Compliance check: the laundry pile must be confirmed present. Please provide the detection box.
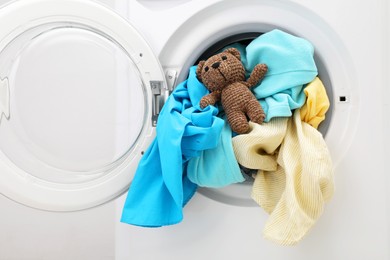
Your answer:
[121,29,334,246]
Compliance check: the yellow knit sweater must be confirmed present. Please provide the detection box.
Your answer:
[232,78,333,245]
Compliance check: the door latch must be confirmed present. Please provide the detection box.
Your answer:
[150,70,177,126]
[0,77,10,124]
[150,80,168,126]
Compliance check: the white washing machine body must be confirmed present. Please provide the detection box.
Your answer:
[0,0,389,259]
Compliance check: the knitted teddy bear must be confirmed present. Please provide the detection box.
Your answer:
[196,48,268,134]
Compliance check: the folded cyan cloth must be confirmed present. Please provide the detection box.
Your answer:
[300,77,330,129]
[233,110,333,245]
[245,29,318,122]
[121,66,224,227]
[187,119,245,188]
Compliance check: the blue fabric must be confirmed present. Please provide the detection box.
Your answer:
[244,29,318,122]
[121,66,224,227]
[187,119,245,188]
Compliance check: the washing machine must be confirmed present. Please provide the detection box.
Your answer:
[0,0,388,259]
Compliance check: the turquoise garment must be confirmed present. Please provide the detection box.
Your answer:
[245,29,318,122]
[187,119,244,188]
[121,66,224,227]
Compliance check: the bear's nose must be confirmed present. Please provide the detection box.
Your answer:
[211,62,220,69]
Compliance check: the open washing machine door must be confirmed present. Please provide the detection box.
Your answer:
[0,0,167,211]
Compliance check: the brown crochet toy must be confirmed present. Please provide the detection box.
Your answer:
[196,48,268,134]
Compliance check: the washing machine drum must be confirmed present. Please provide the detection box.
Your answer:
[0,0,165,211]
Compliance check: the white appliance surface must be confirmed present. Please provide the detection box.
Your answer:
[0,0,389,260]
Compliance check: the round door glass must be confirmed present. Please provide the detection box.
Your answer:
[0,23,147,184]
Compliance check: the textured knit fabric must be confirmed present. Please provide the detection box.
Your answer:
[222,43,248,70]
[232,119,288,172]
[232,110,334,245]
[245,29,318,122]
[300,77,330,129]
[187,119,244,187]
[121,66,224,227]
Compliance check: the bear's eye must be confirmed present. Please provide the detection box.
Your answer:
[204,66,209,72]
[222,56,227,60]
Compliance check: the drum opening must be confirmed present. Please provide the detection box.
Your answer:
[186,31,334,206]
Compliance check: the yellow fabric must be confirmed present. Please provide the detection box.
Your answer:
[232,110,334,246]
[300,77,330,129]
[232,118,288,172]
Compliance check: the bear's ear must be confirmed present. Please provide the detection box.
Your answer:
[196,60,205,82]
[225,48,241,61]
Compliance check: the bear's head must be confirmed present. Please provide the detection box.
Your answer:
[196,48,245,92]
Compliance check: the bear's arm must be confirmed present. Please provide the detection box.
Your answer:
[244,64,268,88]
[199,91,221,109]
